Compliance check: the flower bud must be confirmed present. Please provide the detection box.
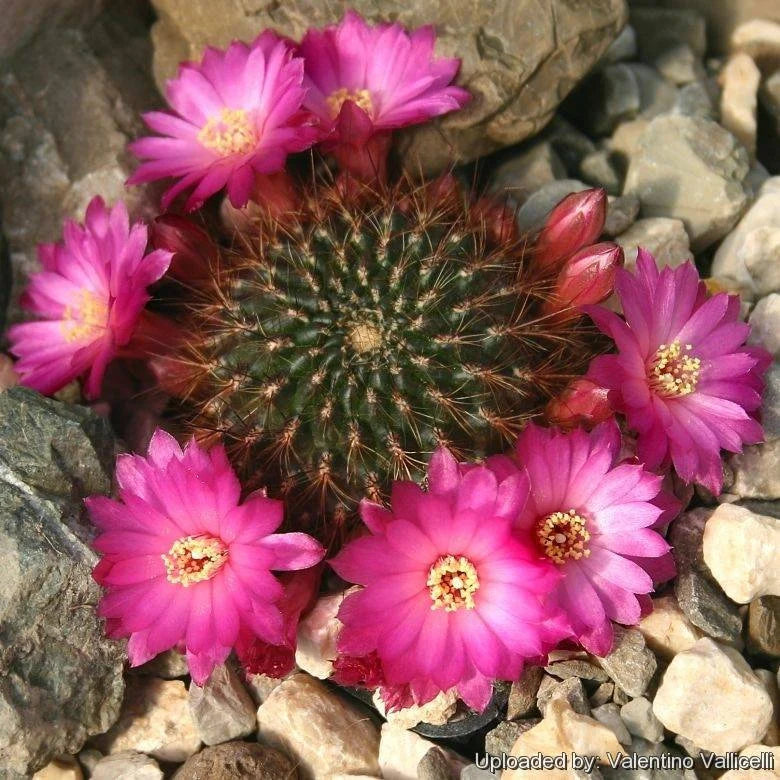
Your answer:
[150,215,216,285]
[544,242,623,319]
[545,378,614,430]
[472,195,520,244]
[535,188,607,269]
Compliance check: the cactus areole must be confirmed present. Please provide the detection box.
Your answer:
[166,180,607,531]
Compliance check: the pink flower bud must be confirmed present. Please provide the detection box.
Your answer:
[535,188,607,269]
[545,378,614,430]
[544,242,623,319]
[150,215,216,285]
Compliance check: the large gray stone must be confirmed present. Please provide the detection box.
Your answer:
[624,115,750,251]
[593,627,656,698]
[0,5,161,327]
[149,0,628,173]
[173,742,299,780]
[0,388,124,778]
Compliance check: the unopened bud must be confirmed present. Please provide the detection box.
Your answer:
[544,242,623,319]
[545,378,613,430]
[535,188,607,269]
[150,215,215,285]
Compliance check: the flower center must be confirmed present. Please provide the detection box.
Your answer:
[536,509,591,565]
[60,289,109,343]
[649,340,701,397]
[162,535,228,587]
[326,87,374,118]
[427,554,480,611]
[198,108,258,157]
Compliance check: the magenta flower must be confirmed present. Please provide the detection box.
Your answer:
[129,32,317,211]
[8,197,171,399]
[330,448,564,712]
[87,429,325,684]
[586,250,771,493]
[514,421,675,656]
[300,11,470,178]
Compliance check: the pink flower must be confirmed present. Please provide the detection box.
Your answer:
[545,378,614,431]
[514,421,676,656]
[8,197,172,399]
[300,11,469,179]
[330,448,564,712]
[129,32,317,211]
[586,250,771,493]
[87,429,325,684]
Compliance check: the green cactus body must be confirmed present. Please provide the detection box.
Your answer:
[175,183,605,533]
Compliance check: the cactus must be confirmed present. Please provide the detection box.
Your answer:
[164,179,609,535]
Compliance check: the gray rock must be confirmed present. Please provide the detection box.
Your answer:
[489,141,567,202]
[172,742,299,780]
[461,766,499,780]
[188,664,257,746]
[591,703,632,746]
[417,747,452,780]
[506,665,544,720]
[620,697,664,743]
[729,439,780,500]
[747,596,780,657]
[589,682,615,707]
[133,650,190,680]
[485,719,539,756]
[748,294,780,358]
[0,6,161,326]
[0,388,123,778]
[670,508,744,644]
[624,115,750,251]
[758,362,780,441]
[674,79,718,119]
[514,179,589,233]
[580,149,622,194]
[604,193,640,237]
[537,675,590,717]
[612,686,631,706]
[149,0,628,174]
[615,217,692,270]
[601,24,637,65]
[0,0,102,60]
[542,116,598,173]
[630,7,706,65]
[712,176,780,294]
[594,627,656,698]
[91,751,164,780]
[740,226,780,296]
[545,660,610,683]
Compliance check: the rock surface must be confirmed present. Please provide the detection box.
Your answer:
[503,698,623,780]
[188,664,257,746]
[0,388,124,778]
[97,677,201,763]
[149,0,628,173]
[256,673,380,780]
[91,751,164,780]
[507,666,545,720]
[702,503,780,602]
[638,595,703,659]
[652,638,774,753]
[748,597,780,657]
[749,295,780,358]
[172,742,298,780]
[624,114,750,250]
[615,217,692,270]
[594,627,656,697]
[719,53,761,158]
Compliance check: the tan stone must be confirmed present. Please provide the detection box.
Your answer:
[502,699,623,780]
[755,669,780,747]
[188,664,256,746]
[719,744,780,779]
[379,722,437,780]
[96,678,201,763]
[719,53,761,159]
[638,595,703,659]
[653,638,774,753]
[256,673,380,780]
[731,19,780,70]
[373,687,458,729]
[32,758,83,780]
[702,504,780,603]
[295,590,352,679]
[149,0,627,173]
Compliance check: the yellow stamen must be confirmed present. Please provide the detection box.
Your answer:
[427,554,479,611]
[198,108,257,157]
[536,509,591,565]
[60,289,108,343]
[162,535,228,587]
[649,340,701,397]
[326,87,374,118]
